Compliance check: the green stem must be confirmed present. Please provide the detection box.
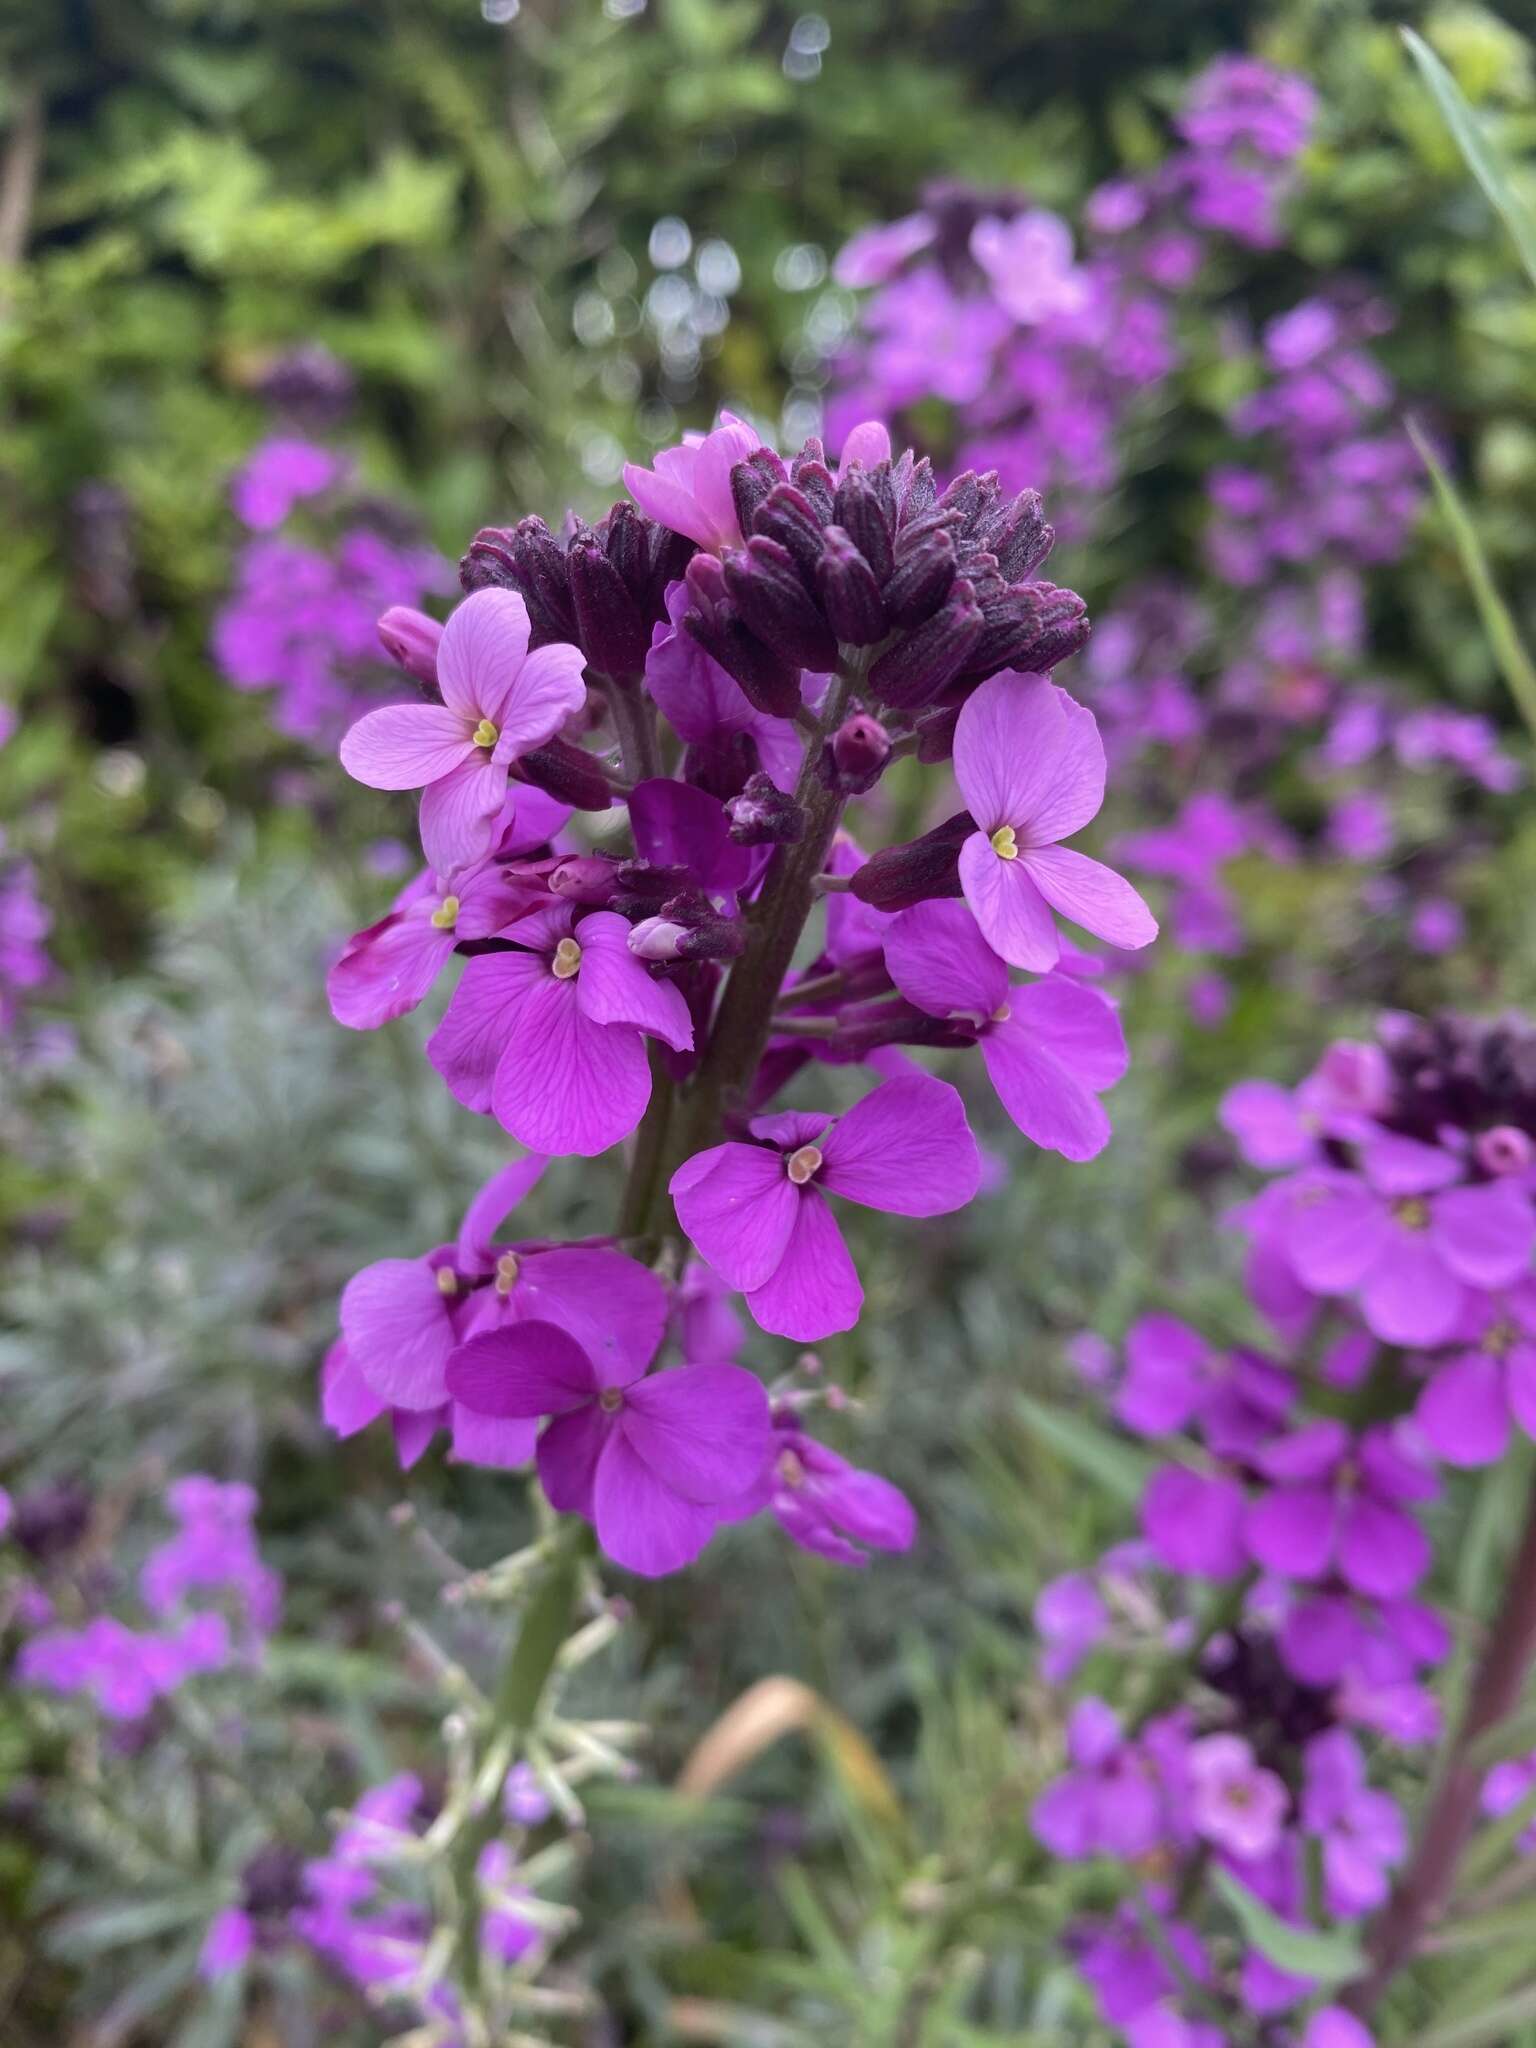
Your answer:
[603,670,661,784]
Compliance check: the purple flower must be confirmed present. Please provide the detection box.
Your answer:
[1415,1280,1536,1467]
[1187,1733,1289,1860]
[670,1073,980,1341]
[230,436,344,530]
[622,411,763,554]
[198,1906,255,1980]
[952,674,1157,972]
[833,211,937,287]
[1481,1752,1536,1852]
[444,1320,771,1576]
[1245,1421,1435,1598]
[1301,1728,1407,1916]
[750,1410,917,1567]
[1142,1465,1248,1580]
[969,210,1088,325]
[340,589,586,874]
[1032,1700,1189,1860]
[883,899,1128,1160]
[427,903,693,1155]
[1035,1570,1110,1681]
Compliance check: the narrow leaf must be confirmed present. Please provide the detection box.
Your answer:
[1211,1867,1366,1985]
[1016,1395,1158,1507]
[1420,1981,1536,2048]
[1401,27,1536,288]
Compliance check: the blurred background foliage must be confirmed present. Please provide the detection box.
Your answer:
[6,1,1536,2042]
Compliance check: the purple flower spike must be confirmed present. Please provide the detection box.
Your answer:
[445,1321,771,1576]
[884,898,1127,1160]
[340,589,586,874]
[669,1073,981,1341]
[428,904,693,1156]
[1245,1421,1435,1598]
[952,673,1157,971]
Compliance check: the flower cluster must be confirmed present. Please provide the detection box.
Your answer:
[1031,1011,1536,2043]
[328,410,1155,1575]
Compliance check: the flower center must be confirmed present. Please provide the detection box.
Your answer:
[435,1267,459,1297]
[471,718,499,750]
[598,1388,624,1415]
[551,937,583,980]
[430,894,460,931]
[494,1252,520,1296]
[1395,1197,1430,1230]
[786,1144,824,1185]
[989,824,1019,860]
[1486,1317,1517,1359]
[990,1001,1012,1024]
[776,1449,806,1489]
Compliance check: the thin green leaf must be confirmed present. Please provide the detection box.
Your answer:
[1408,417,1536,745]
[1015,1395,1157,1508]
[1401,27,1536,288]
[1210,1867,1366,1986]
[1458,1778,1536,1892]
[1420,1982,1536,2048]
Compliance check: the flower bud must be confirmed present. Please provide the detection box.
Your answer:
[848,810,972,910]
[458,525,518,595]
[866,579,984,710]
[548,854,621,904]
[832,466,895,584]
[981,486,1054,580]
[825,712,892,794]
[568,529,648,675]
[683,557,805,720]
[627,916,692,961]
[515,737,612,811]
[630,894,746,962]
[893,450,937,525]
[789,446,836,524]
[508,516,580,645]
[723,537,839,673]
[730,448,789,540]
[914,700,963,763]
[882,524,958,627]
[750,483,827,580]
[815,528,887,645]
[376,606,443,686]
[725,771,806,845]
[1476,1125,1533,1176]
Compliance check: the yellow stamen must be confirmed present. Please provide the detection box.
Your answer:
[494,1251,520,1296]
[990,824,1019,860]
[471,718,499,749]
[777,1448,806,1489]
[551,937,583,980]
[435,1267,459,1297]
[991,1002,1012,1024]
[786,1143,823,1185]
[1396,1197,1430,1230]
[430,894,460,931]
[599,1387,624,1414]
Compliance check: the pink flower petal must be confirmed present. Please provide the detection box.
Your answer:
[321,1341,386,1437]
[455,1156,549,1270]
[419,755,509,877]
[980,1015,1113,1161]
[1432,1181,1535,1289]
[1338,1495,1430,1598]
[1359,1237,1464,1348]
[1245,1484,1337,1581]
[1018,844,1158,952]
[340,1258,457,1411]
[427,951,546,1113]
[592,1430,719,1575]
[445,1320,597,1417]
[670,1141,802,1292]
[619,1364,771,1502]
[436,587,532,721]
[818,1073,980,1215]
[1285,1181,1394,1293]
[952,674,1105,841]
[1416,1353,1510,1467]
[1009,975,1128,1091]
[450,1406,538,1469]
[622,464,722,551]
[573,911,694,1051]
[493,641,588,759]
[884,899,1009,1020]
[327,910,457,1031]
[537,1407,607,1516]
[513,1247,667,1382]
[839,419,893,469]
[339,704,468,790]
[745,1188,863,1341]
[1143,1466,1248,1578]
[491,978,651,1156]
[958,830,1062,971]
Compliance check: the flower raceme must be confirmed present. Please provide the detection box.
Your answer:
[328,414,1152,1576]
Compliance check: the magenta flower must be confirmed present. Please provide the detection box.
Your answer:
[445,1319,771,1576]
[1141,1464,1248,1579]
[969,210,1088,325]
[952,674,1157,972]
[1301,1728,1407,1917]
[1279,1134,1534,1347]
[1032,1699,1188,1860]
[199,1907,255,1981]
[1186,1733,1289,1861]
[669,1073,980,1341]
[1417,1281,1536,1467]
[883,899,1128,1161]
[339,589,586,875]
[1245,1420,1435,1598]
[428,904,693,1156]
[746,1411,917,1567]
[622,410,764,554]
[327,790,569,1030]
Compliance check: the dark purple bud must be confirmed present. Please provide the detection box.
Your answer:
[730,448,789,540]
[815,528,887,645]
[611,860,694,915]
[826,712,891,794]
[882,526,957,628]
[376,606,442,686]
[866,578,984,710]
[682,554,803,719]
[240,1843,308,1919]
[937,468,990,528]
[725,771,806,845]
[848,810,973,911]
[1021,584,1092,671]
[643,523,697,624]
[722,538,839,673]
[568,531,648,675]
[751,483,827,580]
[459,524,518,595]
[981,487,1054,580]
[894,452,937,526]
[12,1480,92,1562]
[509,516,580,645]
[515,737,612,811]
[832,467,895,584]
[789,447,836,524]
[832,999,977,1059]
[682,730,762,802]
[548,853,621,904]
[914,700,963,763]
[630,891,746,962]
[601,501,652,605]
